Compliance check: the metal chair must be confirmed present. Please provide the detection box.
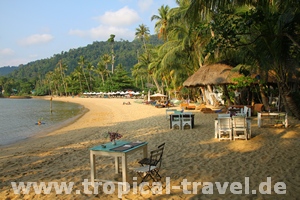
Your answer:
[218,117,232,141]
[138,143,165,166]
[133,147,164,183]
[232,116,248,140]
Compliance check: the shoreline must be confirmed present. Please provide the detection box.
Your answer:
[0,97,299,199]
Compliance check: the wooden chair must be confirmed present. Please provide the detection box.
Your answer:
[181,112,193,129]
[218,117,232,141]
[171,111,182,129]
[232,116,248,140]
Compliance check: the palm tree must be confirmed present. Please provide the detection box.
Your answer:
[151,5,170,41]
[94,61,106,86]
[107,34,115,73]
[56,60,68,96]
[101,54,111,70]
[135,24,150,53]
[73,67,83,93]
[78,56,90,92]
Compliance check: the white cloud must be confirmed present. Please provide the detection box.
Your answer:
[0,48,15,56]
[69,6,140,41]
[19,34,54,46]
[97,6,141,26]
[69,25,135,41]
[138,0,153,12]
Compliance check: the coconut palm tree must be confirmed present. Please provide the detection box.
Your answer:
[78,56,90,92]
[151,5,170,41]
[101,54,111,70]
[107,34,115,73]
[56,60,68,96]
[135,24,150,53]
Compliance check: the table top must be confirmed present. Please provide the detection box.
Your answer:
[90,140,147,152]
[170,113,195,116]
[258,112,286,116]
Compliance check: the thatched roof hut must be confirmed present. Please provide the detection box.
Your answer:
[183,63,242,87]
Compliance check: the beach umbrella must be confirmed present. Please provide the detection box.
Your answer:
[150,93,167,97]
[150,93,167,100]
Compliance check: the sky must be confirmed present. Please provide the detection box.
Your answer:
[0,0,177,67]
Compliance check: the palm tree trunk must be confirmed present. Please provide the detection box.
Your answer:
[279,84,300,119]
[258,83,269,111]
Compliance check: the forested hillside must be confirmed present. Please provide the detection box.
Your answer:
[7,35,163,79]
[0,66,18,76]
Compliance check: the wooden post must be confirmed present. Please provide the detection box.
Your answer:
[50,97,53,113]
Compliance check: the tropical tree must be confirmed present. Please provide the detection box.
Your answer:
[56,60,68,95]
[135,24,150,53]
[101,53,111,70]
[78,56,90,92]
[107,34,115,73]
[151,5,170,41]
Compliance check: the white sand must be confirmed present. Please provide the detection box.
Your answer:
[0,96,299,199]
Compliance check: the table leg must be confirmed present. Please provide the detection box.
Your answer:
[143,144,148,158]
[258,113,261,127]
[115,156,120,174]
[121,154,128,191]
[214,119,218,138]
[90,151,96,187]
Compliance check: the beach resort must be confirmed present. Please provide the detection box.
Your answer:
[0,96,299,199]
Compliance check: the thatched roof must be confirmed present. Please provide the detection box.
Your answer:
[183,64,242,87]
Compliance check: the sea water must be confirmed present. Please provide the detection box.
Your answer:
[0,98,84,146]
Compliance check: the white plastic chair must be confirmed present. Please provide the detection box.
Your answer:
[218,114,230,118]
[171,111,182,129]
[232,116,248,140]
[218,117,232,141]
[181,112,192,129]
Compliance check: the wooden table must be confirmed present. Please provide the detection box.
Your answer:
[90,140,148,190]
[257,112,288,128]
[169,113,195,129]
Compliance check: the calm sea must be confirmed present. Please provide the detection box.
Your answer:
[0,98,85,146]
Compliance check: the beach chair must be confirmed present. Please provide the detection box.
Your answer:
[181,112,192,129]
[133,147,164,183]
[232,116,248,140]
[138,143,165,166]
[218,117,232,141]
[171,111,182,129]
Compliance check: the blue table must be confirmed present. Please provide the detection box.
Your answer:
[90,140,148,190]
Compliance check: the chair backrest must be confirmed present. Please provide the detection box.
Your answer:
[148,147,164,170]
[157,142,165,149]
[218,114,230,118]
[218,117,232,129]
[243,106,249,116]
[174,111,182,114]
[232,116,246,128]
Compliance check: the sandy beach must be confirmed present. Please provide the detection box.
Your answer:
[0,96,299,199]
